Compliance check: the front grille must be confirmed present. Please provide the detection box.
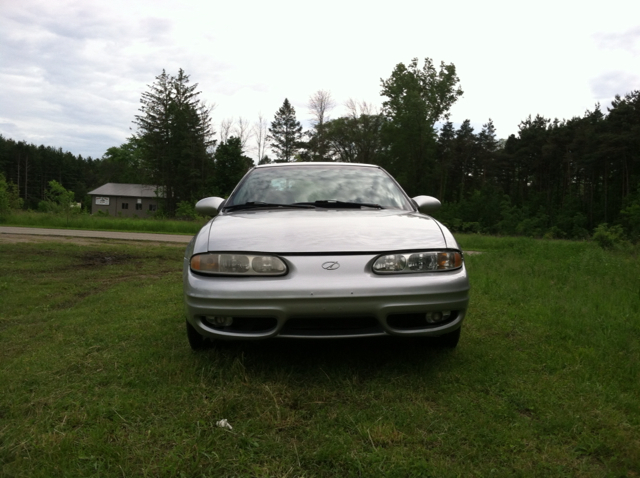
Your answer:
[201,316,277,333]
[280,316,382,335]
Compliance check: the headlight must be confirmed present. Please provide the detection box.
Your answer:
[373,251,462,274]
[191,253,287,276]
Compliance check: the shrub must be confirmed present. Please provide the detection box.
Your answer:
[543,226,566,240]
[619,202,640,242]
[175,200,199,220]
[592,223,629,249]
[0,173,23,219]
[38,180,79,215]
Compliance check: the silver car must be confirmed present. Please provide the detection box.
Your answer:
[183,162,470,349]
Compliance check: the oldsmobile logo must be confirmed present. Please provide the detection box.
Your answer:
[322,261,340,270]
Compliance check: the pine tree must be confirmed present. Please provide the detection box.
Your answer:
[268,99,303,162]
[214,137,253,196]
[134,69,216,215]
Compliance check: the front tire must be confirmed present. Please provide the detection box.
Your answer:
[186,320,207,350]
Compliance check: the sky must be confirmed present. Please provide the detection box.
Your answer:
[1,0,639,162]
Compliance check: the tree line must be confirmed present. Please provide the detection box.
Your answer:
[1,60,639,241]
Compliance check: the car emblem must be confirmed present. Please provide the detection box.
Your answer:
[322,261,340,270]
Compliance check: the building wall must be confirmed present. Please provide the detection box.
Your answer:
[91,195,159,218]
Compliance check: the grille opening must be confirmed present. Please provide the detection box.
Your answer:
[281,316,381,333]
[387,311,459,330]
[201,316,277,333]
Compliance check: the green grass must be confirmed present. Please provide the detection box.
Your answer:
[1,236,639,477]
[0,211,206,235]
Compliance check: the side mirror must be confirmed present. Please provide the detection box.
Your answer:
[412,195,441,215]
[195,197,225,217]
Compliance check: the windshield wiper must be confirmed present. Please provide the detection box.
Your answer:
[224,201,315,212]
[294,200,384,209]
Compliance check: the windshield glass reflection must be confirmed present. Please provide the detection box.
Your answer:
[226,165,412,210]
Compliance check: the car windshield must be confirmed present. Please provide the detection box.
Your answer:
[225,165,413,210]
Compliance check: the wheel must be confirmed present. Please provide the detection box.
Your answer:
[186,320,207,350]
[436,327,461,348]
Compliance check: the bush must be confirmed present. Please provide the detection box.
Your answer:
[543,226,566,240]
[494,197,523,235]
[592,223,629,249]
[175,200,199,220]
[38,180,79,215]
[0,173,23,219]
[619,202,640,242]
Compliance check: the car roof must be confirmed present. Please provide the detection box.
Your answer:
[254,162,380,169]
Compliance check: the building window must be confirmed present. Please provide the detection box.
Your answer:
[136,203,143,210]
[122,203,129,210]
[149,204,157,212]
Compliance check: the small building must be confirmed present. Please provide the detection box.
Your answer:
[88,183,163,217]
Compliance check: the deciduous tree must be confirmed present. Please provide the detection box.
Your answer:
[252,114,269,164]
[306,90,335,161]
[380,58,463,196]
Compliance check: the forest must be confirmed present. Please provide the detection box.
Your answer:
[0,61,639,242]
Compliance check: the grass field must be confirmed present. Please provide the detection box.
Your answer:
[1,211,205,235]
[0,234,639,477]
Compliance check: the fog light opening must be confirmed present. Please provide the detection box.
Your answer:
[425,311,453,324]
[205,316,234,327]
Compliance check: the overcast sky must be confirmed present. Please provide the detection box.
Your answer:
[1,0,639,161]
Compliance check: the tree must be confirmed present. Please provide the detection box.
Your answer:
[452,120,477,201]
[306,90,335,161]
[258,154,272,165]
[322,111,386,164]
[476,119,498,187]
[40,179,75,210]
[268,99,303,162]
[214,137,253,196]
[380,57,463,196]
[99,137,147,184]
[0,173,22,218]
[252,113,269,164]
[133,69,216,215]
[38,180,79,227]
[220,117,234,143]
[436,122,456,201]
[234,117,252,150]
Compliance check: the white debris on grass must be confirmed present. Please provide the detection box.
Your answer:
[216,419,233,430]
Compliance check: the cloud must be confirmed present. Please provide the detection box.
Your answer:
[2,0,640,160]
[594,26,640,55]
[0,1,223,158]
[590,71,640,101]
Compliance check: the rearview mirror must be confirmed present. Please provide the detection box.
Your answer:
[195,197,225,217]
[412,195,441,215]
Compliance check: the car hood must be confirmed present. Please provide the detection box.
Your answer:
[201,209,450,254]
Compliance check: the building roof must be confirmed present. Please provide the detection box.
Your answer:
[88,183,164,198]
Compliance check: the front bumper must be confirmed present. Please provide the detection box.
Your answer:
[183,254,470,340]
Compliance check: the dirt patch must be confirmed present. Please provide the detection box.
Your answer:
[78,251,136,266]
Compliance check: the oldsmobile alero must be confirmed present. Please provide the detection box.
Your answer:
[183,162,470,349]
